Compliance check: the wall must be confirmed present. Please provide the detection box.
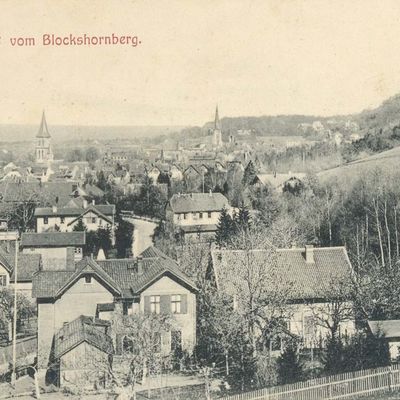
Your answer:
[140,276,196,354]
[288,302,356,347]
[173,210,221,227]
[23,247,68,270]
[60,342,110,389]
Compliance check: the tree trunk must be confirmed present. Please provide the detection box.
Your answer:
[373,198,385,267]
[384,200,392,266]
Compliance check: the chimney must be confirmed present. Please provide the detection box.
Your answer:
[52,205,57,214]
[92,199,95,205]
[136,255,143,275]
[83,199,88,209]
[305,245,314,263]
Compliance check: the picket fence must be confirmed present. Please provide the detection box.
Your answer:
[222,364,400,400]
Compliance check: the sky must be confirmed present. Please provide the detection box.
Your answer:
[1,0,400,127]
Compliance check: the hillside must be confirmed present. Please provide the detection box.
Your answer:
[317,145,400,185]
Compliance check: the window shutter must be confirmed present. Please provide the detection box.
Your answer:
[181,294,188,314]
[160,295,171,314]
[144,296,151,313]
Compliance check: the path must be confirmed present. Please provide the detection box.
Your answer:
[125,217,158,257]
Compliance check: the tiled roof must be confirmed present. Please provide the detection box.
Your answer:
[169,193,230,213]
[34,204,115,218]
[211,246,353,301]
[21,232,86,247]
[10,254,42,282]
[98,246,197,296]
[54,315,113,359]
[32,246,197,299]
[32,257,122,298]
[368,320,400,338]
[0,250,42,282]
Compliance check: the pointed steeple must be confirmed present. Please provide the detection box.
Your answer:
[214,105,221,130]
[36,110,51,138]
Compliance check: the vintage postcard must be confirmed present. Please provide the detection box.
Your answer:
[0,1,399,399]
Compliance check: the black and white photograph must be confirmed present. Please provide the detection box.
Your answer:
[1,1,400,399]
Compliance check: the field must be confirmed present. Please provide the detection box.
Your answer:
[317,145,400,184]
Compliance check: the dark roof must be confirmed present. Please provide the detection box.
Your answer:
[34,204,115,218]
[54,315,113,359]
[0,251,42,282]
[180,224,218,233]
[36,111,51,139]
[211,246,353,301]
[98,246,197,296]
[32,246,197,299]
[0,181,103,207]
[21,232,86,247]
[169,193,230,213]
[32,257,121,298]
[368,320,400,338]
[96,303,115,313]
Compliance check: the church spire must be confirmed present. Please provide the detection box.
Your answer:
[36,110,51,138]
[214,105,221,131]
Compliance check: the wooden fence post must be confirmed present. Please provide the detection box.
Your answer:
[389,366,393,392]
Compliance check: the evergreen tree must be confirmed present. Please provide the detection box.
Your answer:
[215,208,234,248]
[276,340,304,384]
[115,219,134,258]
[234,204,251,232]
[323,336,345,374]
[242,160,257,187]
[73,218,87,232]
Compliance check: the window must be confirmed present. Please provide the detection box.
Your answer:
[74,247,82,255]
[60,217,65,224]
[92,217,97,224]
[150,295,160,314]
[208,212,212,218]
[199,212,203,219]
[0,275,6,286]
[171,295,181,314]
[183,213,187,220]
[84,275,92,284]
[44,217,48,225]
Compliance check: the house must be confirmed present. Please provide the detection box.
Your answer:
[32,246,197,378]
[252,172,307,192]
[21,232,85,270]
[211,245,355,350]
[166,192,231,240]
[0,248,42,299]
[368,320,400,361]
[54,315,113,388]
[34,202,115,237]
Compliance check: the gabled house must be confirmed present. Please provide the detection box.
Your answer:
[211,245,355,350]
[34,203,115,237]
[32,246,197,376]
[166,192,231,241]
